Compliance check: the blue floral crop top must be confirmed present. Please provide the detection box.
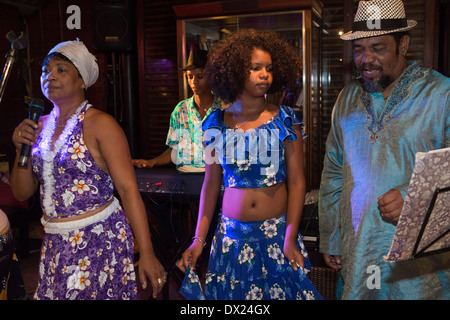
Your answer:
[202,105,306,188]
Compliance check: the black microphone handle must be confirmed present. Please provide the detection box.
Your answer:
[17,100,45,168]
[29,111,41,124]
[17,144,31,167]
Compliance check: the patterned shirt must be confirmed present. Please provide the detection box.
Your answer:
[166,95,222,170]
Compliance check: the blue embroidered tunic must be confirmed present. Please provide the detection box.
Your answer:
[318,61,450,299]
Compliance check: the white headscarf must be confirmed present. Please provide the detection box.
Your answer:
[47,39,99,88]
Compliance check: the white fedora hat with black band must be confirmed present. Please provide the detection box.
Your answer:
[341,0,417,41]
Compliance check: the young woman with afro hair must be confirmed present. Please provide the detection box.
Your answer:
[178,29,322,300]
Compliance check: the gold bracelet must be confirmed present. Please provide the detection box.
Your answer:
[192,236,206,247]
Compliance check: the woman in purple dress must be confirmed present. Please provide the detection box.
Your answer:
[10,40,165,300]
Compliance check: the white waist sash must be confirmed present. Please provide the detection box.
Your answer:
[41,197,120,235]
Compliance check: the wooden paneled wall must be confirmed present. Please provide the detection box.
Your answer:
[0,0,107,167]
[137,0,225,160]
[138,0,445,176]
[0,0,446,180]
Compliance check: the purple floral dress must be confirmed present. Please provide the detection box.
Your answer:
[30,101,137,300]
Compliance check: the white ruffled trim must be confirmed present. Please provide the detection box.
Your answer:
[41,197,119,235]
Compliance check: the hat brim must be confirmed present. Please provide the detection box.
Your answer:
[340,20,417,41]
[183,65,198,71]
[183,65,202,71]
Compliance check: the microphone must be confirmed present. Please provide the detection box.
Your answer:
[17,98,45,167]
[0,31,27,104]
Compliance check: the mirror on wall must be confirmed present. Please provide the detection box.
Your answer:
[179,11,305,120]
[175,2,323,187]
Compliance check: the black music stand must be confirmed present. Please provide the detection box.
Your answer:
[410,186,450,259]
[385,147,450,262]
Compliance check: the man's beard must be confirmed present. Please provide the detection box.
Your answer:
[357,63,394,93]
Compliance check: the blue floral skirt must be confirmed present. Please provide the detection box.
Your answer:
[180,214,322,300]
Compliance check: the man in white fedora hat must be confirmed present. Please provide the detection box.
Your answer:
[319,0,450,299]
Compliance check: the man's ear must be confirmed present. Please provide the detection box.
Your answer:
[398,34,410,56]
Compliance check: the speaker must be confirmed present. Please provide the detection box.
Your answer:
[93,0,135,52]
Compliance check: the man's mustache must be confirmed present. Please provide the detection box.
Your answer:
[359,63,382,72]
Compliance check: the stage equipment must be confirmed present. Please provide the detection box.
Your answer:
[385,147,450,262]
[135,167,210,298]
[93,0,135,52]
[136,167,205,198]
[0,31,27,104]
[94,1,139,156]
